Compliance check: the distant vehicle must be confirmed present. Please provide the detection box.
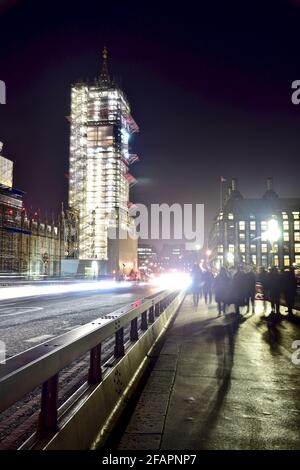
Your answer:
[123,270,140,282]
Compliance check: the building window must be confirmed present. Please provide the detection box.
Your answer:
[272,243,278,253]
[261,255,268,267]
[239,221,245,231]
[239,233,245,240]
[250,221,256,231]
[217,244,223,253]
[295,243,300,253]
[294,221,300,231]
[228,244,234,253]
[240,255,245,263]
[274,255,279,267]
[282,212,288,220]
[239,244,245,253]
[250,244,256,253]
[284,256,290,267]
[284,232,289,242]
[295,255,300,266]
[218,212,223,220]
[217,255,224,265]
[261,243,268,253]
[283,221,289,231]
[251,254,257,265]
[292,211,299,219]
[228,213,234,220]
[294,232,300,242]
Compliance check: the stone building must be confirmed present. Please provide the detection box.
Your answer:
[210,178,300,270]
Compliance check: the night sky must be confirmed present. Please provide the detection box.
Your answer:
[1,0,300,237]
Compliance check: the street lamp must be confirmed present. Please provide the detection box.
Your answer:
[263,219,281,267]
[265,219,281,243]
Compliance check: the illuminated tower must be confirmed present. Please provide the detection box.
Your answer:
[68,48,138,274]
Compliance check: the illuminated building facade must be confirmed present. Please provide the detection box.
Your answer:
[138,244,158,271]
[210,178,300,270]
[0,143,63,276]
[68,48,138,274]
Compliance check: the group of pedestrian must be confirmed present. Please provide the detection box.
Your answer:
[214,266,256,316]
[259,266,298,318]
[190,263,214,307]
[191,263,298,318]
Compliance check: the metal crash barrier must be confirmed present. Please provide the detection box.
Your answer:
[0,289,184,450]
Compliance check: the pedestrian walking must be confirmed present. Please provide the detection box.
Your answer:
[191,263,202,307]
[283,267,297,318]
[214,267,231,316]
[269,267,281,316]
[258,267,269,312]
[245,268,256,314]
[232,267,247,315]
[203,269,214,304]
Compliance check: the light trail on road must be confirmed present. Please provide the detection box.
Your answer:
[0,280,137,301]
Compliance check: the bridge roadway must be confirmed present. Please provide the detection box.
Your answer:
[115,296,300,450]
[0,284,158,357]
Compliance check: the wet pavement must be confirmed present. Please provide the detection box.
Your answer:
[118,296,300,450]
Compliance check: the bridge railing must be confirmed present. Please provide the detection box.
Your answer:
[0,288,182,449]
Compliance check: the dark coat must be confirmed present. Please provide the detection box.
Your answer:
[191,266,202,290]
[269,271,281,301]
[245,271,256,297]
[214,271,231,303]
[283,271,297,301]
[203,271,214,290]
[232,270,247,306]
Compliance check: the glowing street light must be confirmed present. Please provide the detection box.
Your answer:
[262,218,281,267]
[206,249,212,257]
[264,219,281,243]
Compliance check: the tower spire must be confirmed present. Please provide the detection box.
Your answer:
[99,46,111,88]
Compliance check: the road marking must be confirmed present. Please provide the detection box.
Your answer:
[0,300,37,307]
[25,334,54,343]
[0,307,43,317]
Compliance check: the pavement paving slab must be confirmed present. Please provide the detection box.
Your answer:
[118,296,300,450]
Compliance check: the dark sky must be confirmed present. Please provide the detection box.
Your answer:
[1,0,300,234]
